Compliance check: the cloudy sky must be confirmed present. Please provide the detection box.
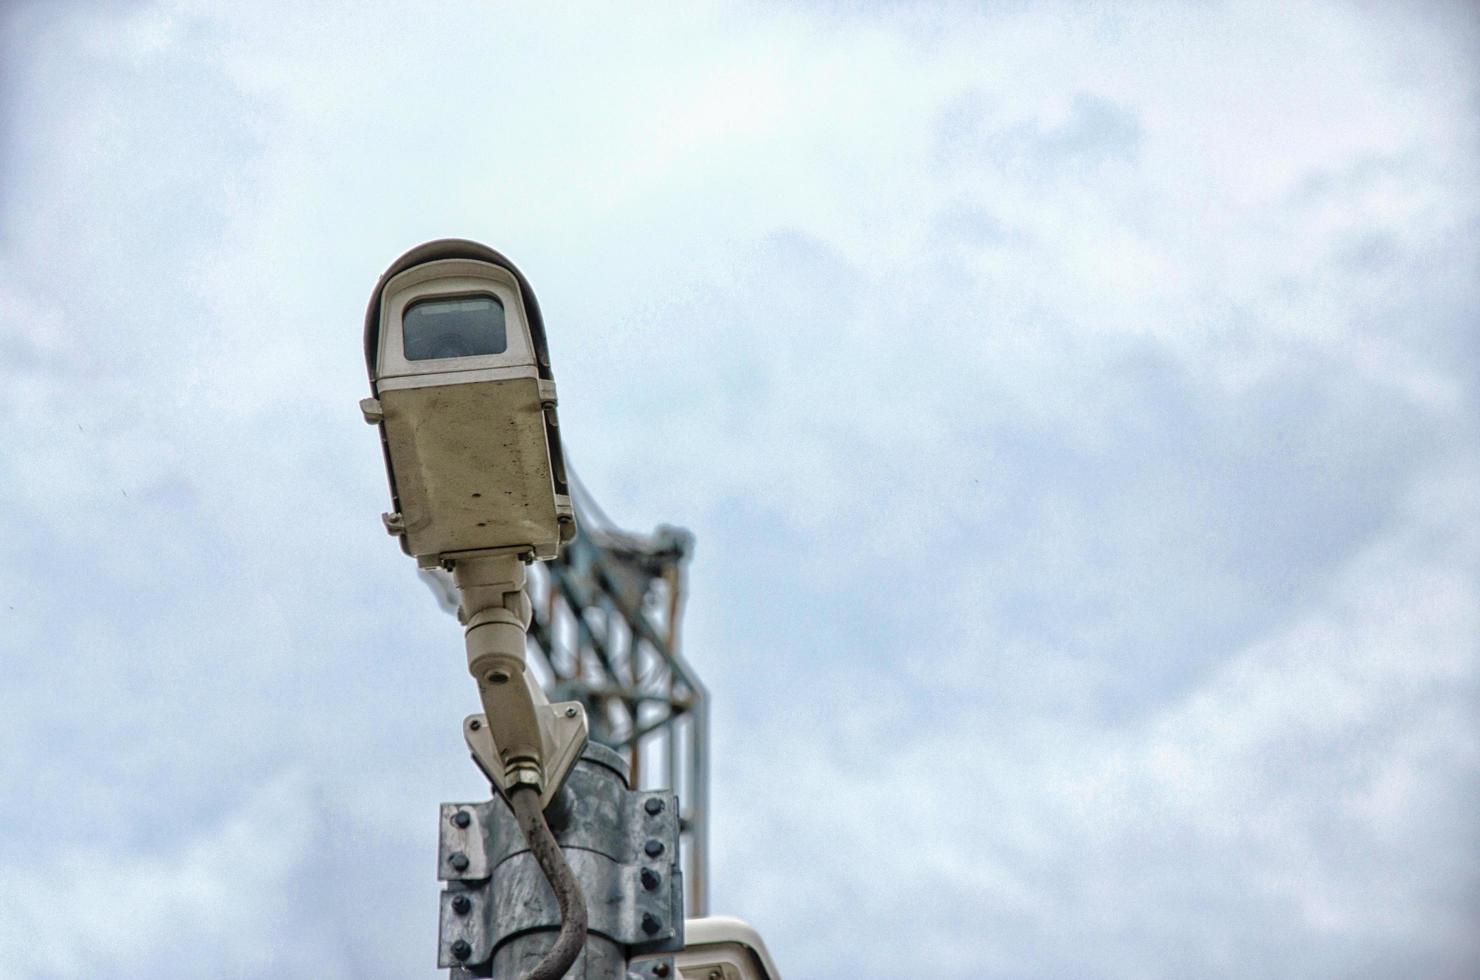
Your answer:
[2,2,1477,978]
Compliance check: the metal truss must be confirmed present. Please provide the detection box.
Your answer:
[423,480,710,915]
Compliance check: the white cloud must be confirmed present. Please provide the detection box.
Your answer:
[0,770,331,977]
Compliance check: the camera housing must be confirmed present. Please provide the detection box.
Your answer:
[362,238,575,567]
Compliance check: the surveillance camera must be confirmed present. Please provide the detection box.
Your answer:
[360,239,588,806]
[361,238,575,567]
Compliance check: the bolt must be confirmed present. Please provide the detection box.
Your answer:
[469,719,481,731]
[641,912,662,936]
[452,810,471,828]
[644,797,665,816]
[451,894,472,915]
[450,939,472,961]
[641,868,661,891]
[448,851,470,872]
[564,706,578,718]
[644,839,665,858]
[652,963,671,977]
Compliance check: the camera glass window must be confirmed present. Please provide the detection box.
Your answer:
[403,294,507,361]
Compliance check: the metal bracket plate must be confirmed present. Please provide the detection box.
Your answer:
[463,700,588,810]
[438,750,685,972]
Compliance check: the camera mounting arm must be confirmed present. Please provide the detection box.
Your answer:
[452,551,587,808]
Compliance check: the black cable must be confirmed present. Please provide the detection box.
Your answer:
[508,784,588,980]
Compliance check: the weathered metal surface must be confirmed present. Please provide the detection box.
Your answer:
[627,954,678,979]
[492,932,626,979]
[439,743,684,975]
[438,884,493,967]
[485,850,681,947]
[439,803,492,882]
[377,376,560,562]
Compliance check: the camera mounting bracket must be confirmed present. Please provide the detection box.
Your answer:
[463,702,588,811]
[453,550,588,807]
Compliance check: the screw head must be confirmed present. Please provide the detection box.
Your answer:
[451,894,472,915]
[564,705,579,718]
[640,868,661,891]
[644,797,665,816]
[450,939,472,961]
[644,839,665,858]
[641,912,662,936]
[448,851,470,872]
[452,810,471,828]
[469,719,481,731]
[652,963,671,977]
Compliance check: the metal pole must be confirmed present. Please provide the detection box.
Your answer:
[689,689,710,917]
[438,742,684,977]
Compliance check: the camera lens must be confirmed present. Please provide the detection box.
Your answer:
[404,294,507,361]
[423,334,472,359]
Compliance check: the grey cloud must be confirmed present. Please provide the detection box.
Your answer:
[936,91,1143,179]
[934,206,1029,248]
